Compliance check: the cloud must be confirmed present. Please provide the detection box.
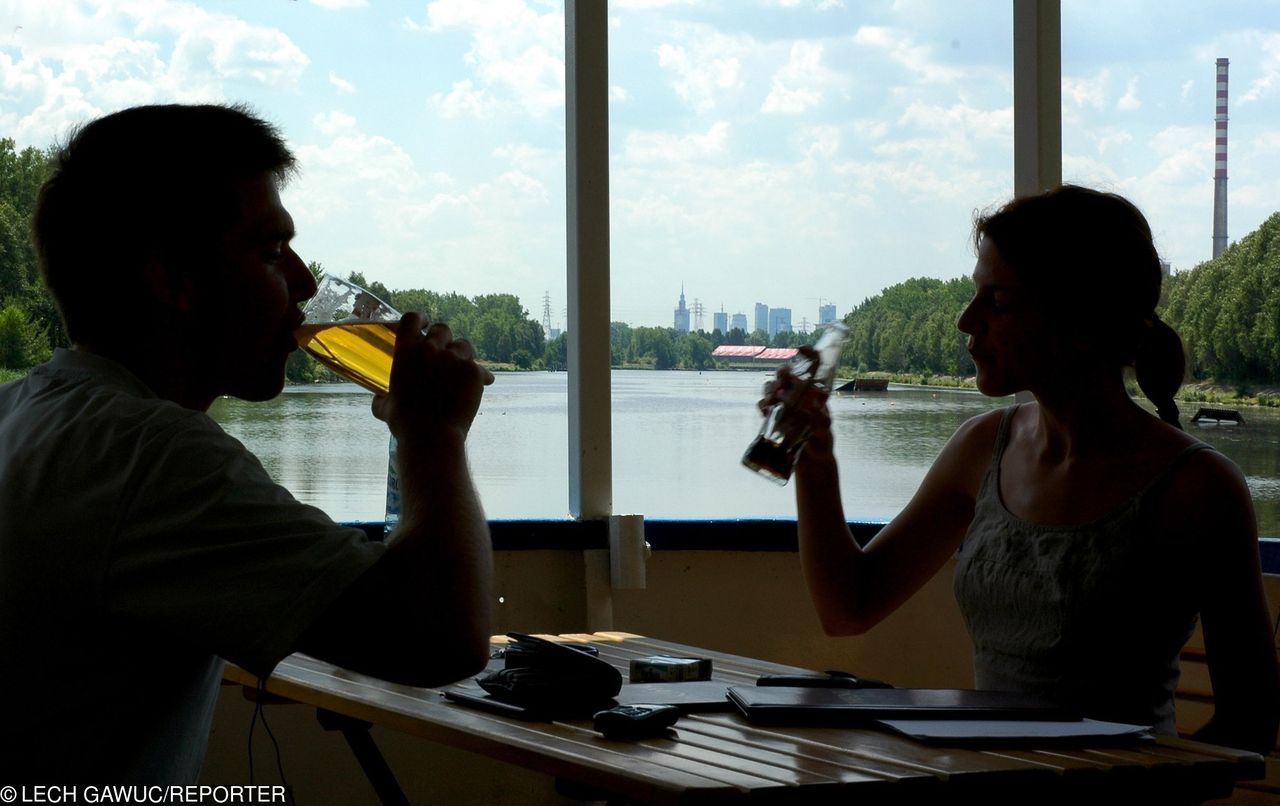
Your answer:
[1117,76,1141,111]
[613,0,698,7]
[312,110,358,136]
[622,122,732,164]
[887,102,1013,167]
[1063,69,1109,112]
[284,111,562,299]
[761,41,831,115]
[654,32,745,113]
[1088,127,1135,155]
[1236,31,1280,105]
[1,0,307,146]
[409,0,564,118]
[852,26,960,84]
[764,0,846,7]
[431,79,492,119]
[328,71,355,94]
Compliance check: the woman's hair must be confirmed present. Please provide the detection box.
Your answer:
[973,184,1185,428]
[32,103,297,345]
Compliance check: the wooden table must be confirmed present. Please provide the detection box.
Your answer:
[225,632,1265,804]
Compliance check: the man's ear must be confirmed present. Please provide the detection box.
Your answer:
[142,251,196,314]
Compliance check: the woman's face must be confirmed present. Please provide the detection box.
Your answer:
[958,237,1069,398]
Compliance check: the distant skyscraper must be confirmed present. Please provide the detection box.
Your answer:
[731,312,748,333]
[768,307,792,337]
[673,285,690,333]
[754,303,769,334]
[818,303,837,324]
[713,309,728,334]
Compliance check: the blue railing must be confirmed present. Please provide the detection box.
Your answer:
[345,519,1280,574]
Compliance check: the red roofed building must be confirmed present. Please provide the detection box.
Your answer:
[710,344,798,368]
[756,348,799,361]
[711,345,765,357]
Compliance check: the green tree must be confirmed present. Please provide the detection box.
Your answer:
[511,348,535,369]
[679,332,714,370]
[0,139,59,352]
[0,301,51,369]
[346,271,395,308]
[843,276,974,376]
[610,321,632,367]
[1162,212,1280,384]
[542,333,568,371]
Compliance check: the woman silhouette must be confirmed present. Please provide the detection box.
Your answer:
[772,185,1280,753]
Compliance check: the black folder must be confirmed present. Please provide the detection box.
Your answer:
[726,686,1079,726]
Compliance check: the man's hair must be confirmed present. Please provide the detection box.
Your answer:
[32,103,297,344]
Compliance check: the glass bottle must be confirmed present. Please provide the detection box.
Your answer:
[384,435,400,538]
[742,322,848,484]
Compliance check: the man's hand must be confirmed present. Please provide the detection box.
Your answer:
[371,314,495,439]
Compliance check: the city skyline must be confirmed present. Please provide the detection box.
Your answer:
[667,284,826,337]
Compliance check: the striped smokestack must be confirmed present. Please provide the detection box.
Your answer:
[1212,57,1229,259]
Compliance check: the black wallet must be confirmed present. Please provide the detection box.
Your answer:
[475,632,622,717]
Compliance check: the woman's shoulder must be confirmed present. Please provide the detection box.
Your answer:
[931,405,1014,493]
[951,405,1015,451]
[1148,426,1255,538]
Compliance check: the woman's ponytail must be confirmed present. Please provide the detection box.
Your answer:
[1134,315,1186,430]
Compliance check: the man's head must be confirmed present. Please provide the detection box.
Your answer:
[33,103,297,343]
[32,104,316,406]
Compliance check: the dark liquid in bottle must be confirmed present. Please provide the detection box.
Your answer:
[742,430,801,484]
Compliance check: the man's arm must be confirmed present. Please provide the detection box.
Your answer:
[297,316,495,687]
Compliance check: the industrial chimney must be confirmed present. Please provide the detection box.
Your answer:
[1212,57,1229,259]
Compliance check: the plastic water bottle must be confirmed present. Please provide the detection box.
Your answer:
[742,322,849,484]
[383,435,400,538]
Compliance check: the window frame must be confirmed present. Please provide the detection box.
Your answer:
[561,1,1063,518]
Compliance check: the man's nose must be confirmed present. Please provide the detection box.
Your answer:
[290,253,318,302]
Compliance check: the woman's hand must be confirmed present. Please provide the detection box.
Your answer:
[758,346,833,458]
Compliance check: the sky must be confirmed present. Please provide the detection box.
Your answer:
[2,0,1278,333]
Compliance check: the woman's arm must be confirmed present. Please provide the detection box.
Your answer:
[1180,451,1280,754]
[794,407,997,635]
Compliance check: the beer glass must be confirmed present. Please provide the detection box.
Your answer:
[295,275,401,394]
[295,274,405,535]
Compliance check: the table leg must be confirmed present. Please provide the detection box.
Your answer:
[316,708,410,806]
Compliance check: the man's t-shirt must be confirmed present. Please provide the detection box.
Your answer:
[0,349,386,783]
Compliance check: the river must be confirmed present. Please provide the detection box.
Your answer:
[207,370,1280,536]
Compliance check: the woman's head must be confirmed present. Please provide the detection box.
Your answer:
[965,184,1185,427]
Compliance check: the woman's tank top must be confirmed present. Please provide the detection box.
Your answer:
[953,405,1211,733]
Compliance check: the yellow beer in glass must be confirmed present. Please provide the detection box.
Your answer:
[294,276,401,394]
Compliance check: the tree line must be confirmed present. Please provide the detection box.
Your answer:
[834,212,1280,389]
[1162,212,1280,387]
[3,137,1278,388]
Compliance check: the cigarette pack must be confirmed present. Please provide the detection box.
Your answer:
[629,655,713,683]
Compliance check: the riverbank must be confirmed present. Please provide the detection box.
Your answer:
[851,371,1280,409]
